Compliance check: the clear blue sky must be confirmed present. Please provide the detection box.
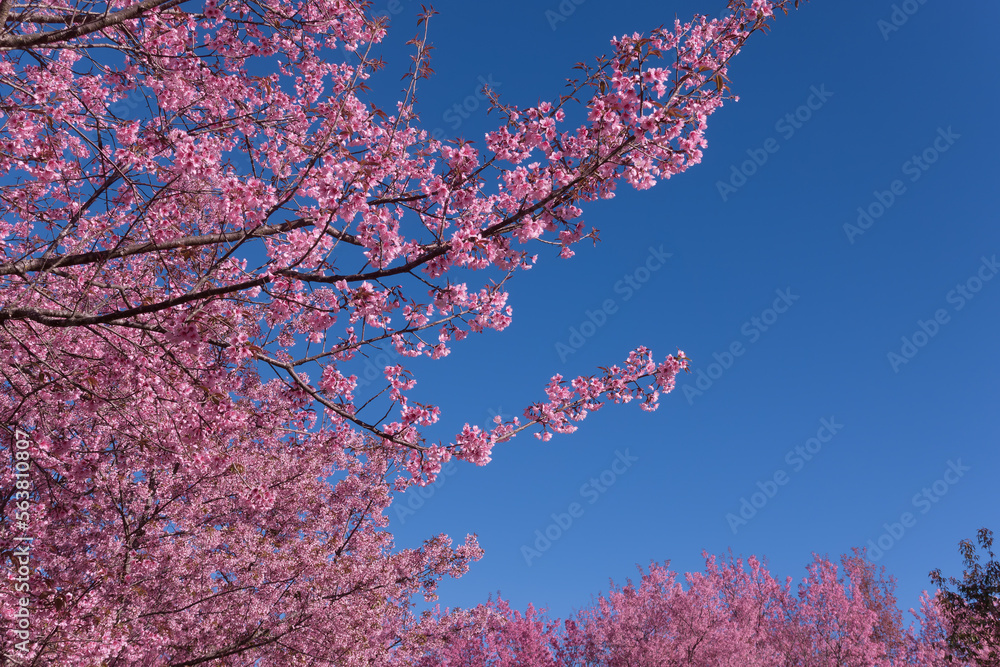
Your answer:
[359,0,1000,621]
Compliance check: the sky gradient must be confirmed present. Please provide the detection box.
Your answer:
[358,0,1000,622]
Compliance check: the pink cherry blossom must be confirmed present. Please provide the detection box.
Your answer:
[0,0,815,663]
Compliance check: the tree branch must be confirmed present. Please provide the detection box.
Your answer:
[0,0,14,33]
[0,217,318,277]
[0,0,186,50]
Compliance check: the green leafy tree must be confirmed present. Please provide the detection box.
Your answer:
[930,528,1000,665]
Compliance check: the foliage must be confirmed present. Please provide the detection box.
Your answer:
[931,528,1000,666]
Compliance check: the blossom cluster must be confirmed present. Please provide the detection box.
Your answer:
[0,0,798,663]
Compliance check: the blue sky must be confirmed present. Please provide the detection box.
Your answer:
[359,0,1000,621]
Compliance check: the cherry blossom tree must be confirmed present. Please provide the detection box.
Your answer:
[0,0,802,662]
[841,546,907,660]
[411,552,971,666]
